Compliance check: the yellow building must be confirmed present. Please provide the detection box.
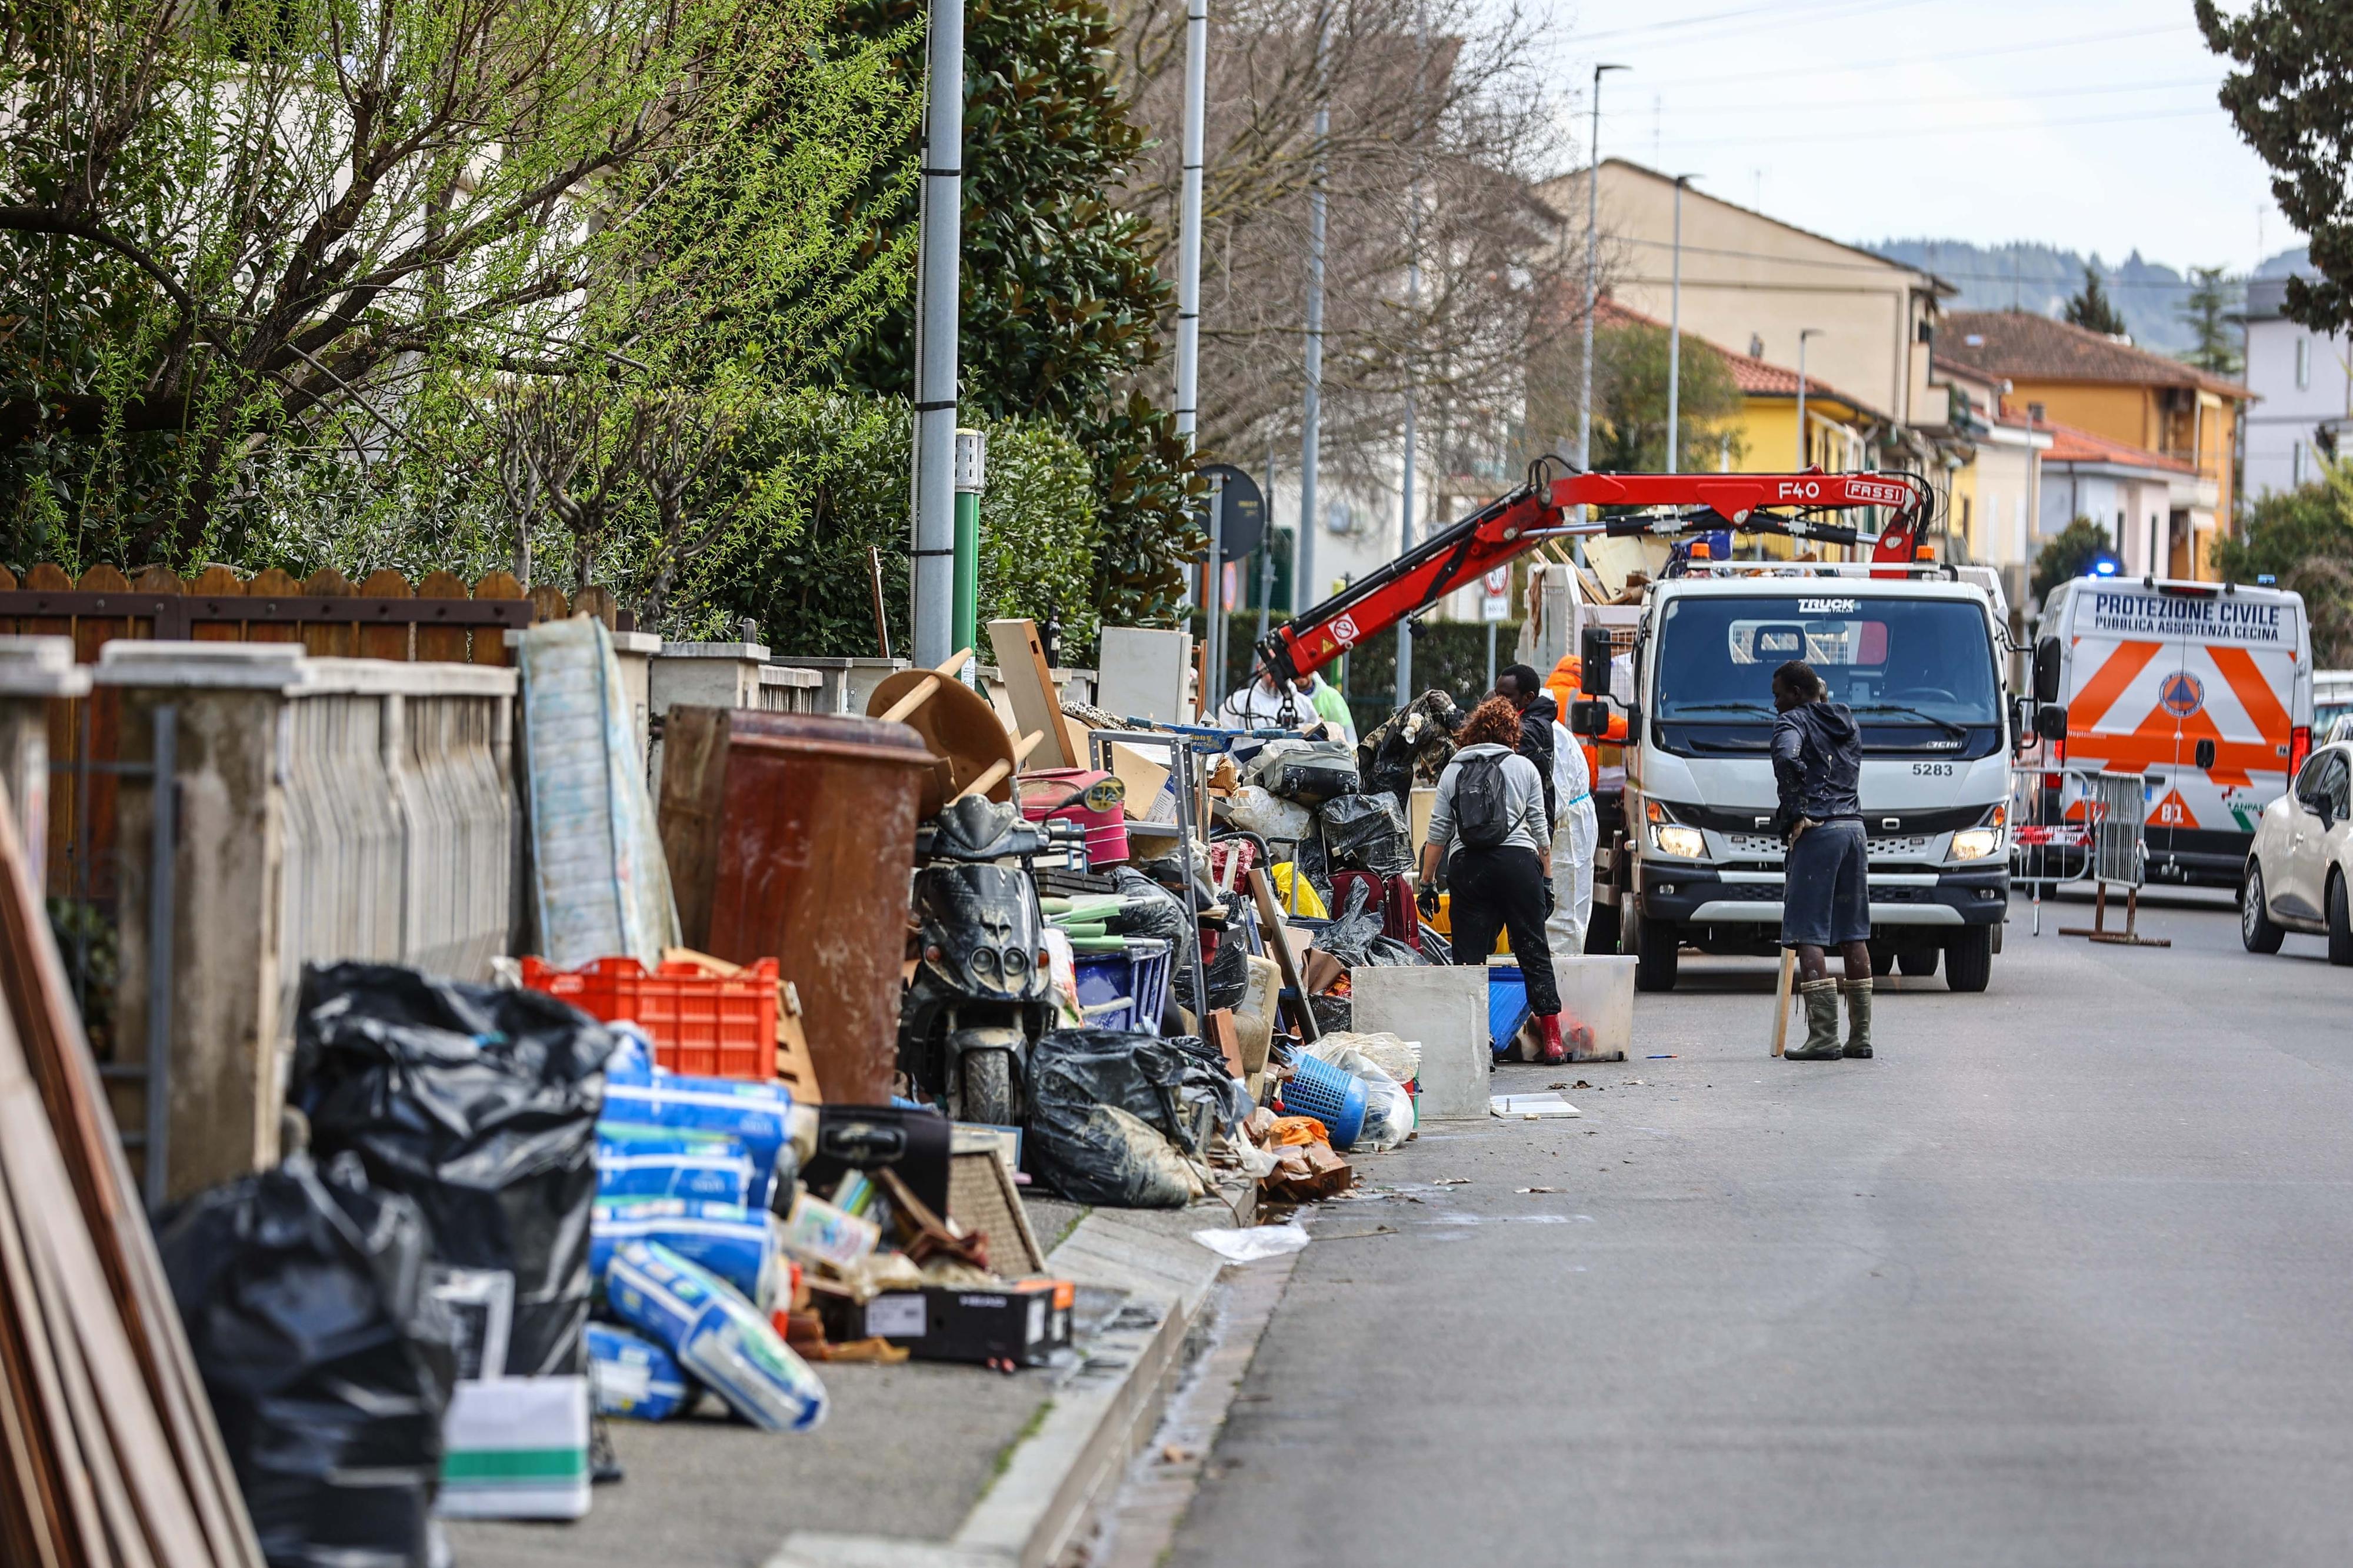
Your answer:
[1937,311,2252,579]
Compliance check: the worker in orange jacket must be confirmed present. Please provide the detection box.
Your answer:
[1545,651,1624,785]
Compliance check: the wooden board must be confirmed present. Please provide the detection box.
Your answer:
[985,619,1079,769]
[1247,867,1321,1042]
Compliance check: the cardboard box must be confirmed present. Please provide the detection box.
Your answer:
[861,1279,1074,1366]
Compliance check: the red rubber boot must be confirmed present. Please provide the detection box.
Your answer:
[1538,1013,1568,1065]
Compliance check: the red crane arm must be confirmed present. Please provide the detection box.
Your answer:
[1256,465,1931,683]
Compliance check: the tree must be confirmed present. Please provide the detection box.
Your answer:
[2064,265,2128,336]
[1580,320,1745,476]
[2200,0,2353,336]
[2210,462,2353,663]
[2179,266,2245,376]
[2031,516,2113,605]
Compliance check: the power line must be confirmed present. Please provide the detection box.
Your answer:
[1602,74,2219,119]
[1575,0,1934,47]
[1651,102,2224,152]
[1601,21,2200,89]
[1605,233,2251,289]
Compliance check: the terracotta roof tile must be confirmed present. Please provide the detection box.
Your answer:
[2037,419,2194,475]
[1938,311,2248,399]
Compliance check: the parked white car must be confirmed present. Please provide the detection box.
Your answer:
[2242,740,2353,963]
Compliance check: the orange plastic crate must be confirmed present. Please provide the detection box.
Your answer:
[520,956,779,1080]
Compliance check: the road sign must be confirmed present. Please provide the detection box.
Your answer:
[1194,463,1266,562]
[1481,565,1512,623]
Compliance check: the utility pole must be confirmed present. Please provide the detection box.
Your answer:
[1797,328,1822,469]
[1174,0,1207,619]
[1395,15,1425,713]
[1666,174,1694,473]
[909,0,966,668]
[1258,439,1277,647]
[1297,22,1329,618]
[1579,62,1628,508]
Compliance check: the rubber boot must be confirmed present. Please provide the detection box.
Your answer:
[1537,1013,1568,1065]
[1839,978,1873,1058]
[1785,979,1842,1060]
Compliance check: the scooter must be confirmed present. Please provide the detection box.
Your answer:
[898,794,1086,1126]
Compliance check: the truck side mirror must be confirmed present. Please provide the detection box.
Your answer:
[2032,637,2062,704]
[2008,696,2030,753]
[1580,626,1613,701]
[2035,703,2068,742]
[1569,698,1611,738]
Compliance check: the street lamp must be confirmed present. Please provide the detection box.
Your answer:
[1797,328,1824,469]
[1578,62,1628,503]
[1665,172,1698,473]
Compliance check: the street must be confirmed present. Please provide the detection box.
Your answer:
[1165,893,2353,1566]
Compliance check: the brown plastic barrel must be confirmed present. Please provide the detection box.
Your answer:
[658,708,929,1102]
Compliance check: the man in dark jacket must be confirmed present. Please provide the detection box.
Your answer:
[1494,664,1558,824]
[1771,659,1873,1061]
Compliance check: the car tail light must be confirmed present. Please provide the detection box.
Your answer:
[2291,725,2312,776]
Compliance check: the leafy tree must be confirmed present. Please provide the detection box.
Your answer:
[839,0,1202,634]
[2179,266,2245,376]
[2031,516,2113,604]
[2200,0,2353,335]
[2210,463,2353,663]
[2064,265,2128,336]
[1588,321,1747,475]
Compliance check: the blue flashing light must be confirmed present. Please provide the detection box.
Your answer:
[2257,573,2278,586]
[2089,553,2120,578]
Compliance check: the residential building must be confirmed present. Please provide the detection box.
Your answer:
[1924,358,2051,612]
[2241,272,2351,499]
[1538,159,1955,444]
[2036,423,2198,580]
[1937,310,2251,578]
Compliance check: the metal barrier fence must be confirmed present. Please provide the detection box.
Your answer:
[2054,769,2169,948]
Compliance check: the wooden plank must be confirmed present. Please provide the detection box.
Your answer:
[572,583,618,630]
[985,619,1079,768]
[414,571,471,663]
[1247,866,1321,1042]
[298,569,354,657]
[0,563,16,635]
[184,564,244,642]
[128,565,185,645]
[526,583,570,628]
[357,568,412,661]
[472,572,525,666]
[241,569,302,644]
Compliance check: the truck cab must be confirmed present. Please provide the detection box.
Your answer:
[1587,563,2014,992]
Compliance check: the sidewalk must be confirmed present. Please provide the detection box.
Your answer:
[447,1189,1249,1568]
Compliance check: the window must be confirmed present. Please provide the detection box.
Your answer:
[2298,337,2313,391]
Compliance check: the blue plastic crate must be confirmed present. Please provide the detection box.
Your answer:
[1488,965,1532,1059]
[1072,938,1172,1035]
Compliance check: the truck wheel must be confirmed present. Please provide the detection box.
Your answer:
[1897,948,1939,977]
[1632,916,1680,992]
[1945,926,1992,992]
[2329,873,2353,968]
[2241,865,2286,954]
[1871,947,1895,978]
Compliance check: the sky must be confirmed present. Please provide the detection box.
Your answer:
[1541,0,2294,273]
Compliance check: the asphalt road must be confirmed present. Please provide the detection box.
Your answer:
[1165,893,2353,1567]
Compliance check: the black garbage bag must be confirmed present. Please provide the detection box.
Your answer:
[1163,1033,1255,1136]
[1359,935,1432,967]
[293,962,614,1377]
[1028,1029,1215,1206]
[161,1152,456,1568]
[1319,793,1411,878]
[1314,878,1387,969]
[1112,863,1196,985]
[1359,691,1462,812]
[1174,933,1249,1016]
[1308,993,1352,1035]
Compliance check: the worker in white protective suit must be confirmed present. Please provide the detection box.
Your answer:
[1547,706,1597,958]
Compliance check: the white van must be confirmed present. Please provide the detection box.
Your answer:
[2037,576,2312,887]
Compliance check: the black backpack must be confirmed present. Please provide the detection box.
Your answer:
[1453,752,1511,849]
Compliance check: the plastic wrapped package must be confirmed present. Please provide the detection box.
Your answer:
[1224,785,1314,845]
[604,1242,828,1432]
[586,1323,691,1421]
[1309,1030,1422,1084]
[159,1153,456,1568]
[294,963,613,1377]
[601,1072,794,1209]
[1318,793,1411,878]
[591,1199,779,1306]
[596,1126,755,1203]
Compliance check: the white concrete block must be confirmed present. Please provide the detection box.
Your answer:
[1348,965,1489,1121]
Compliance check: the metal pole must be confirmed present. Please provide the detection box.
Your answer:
[1206,471,1225,704]
[1798,328,1822,469]
[1298,20,1328,618]
[1666,174,1689,473]
[910,0,966,668]
[1258,439,1277,646]
[1578,62,1627,507]
[1395,11,1425,713]
[144,705,175,1210]
[1485,622,1497,689]
[1174,0,1207,461]
[951,428,984,659]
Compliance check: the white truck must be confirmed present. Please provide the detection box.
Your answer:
[1578,562,2019,993]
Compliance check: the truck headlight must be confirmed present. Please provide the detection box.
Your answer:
[1951,827,2003,860]
[1651,824,1705,859]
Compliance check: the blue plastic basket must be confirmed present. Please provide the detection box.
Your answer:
[1072,939,1172,1035]
[1488,965,1532,1059]
[1278,1054,1367,1150]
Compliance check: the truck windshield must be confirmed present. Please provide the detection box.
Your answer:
[1655,595,2000,729]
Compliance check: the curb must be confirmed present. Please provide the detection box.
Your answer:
[771,1197,1242,1568]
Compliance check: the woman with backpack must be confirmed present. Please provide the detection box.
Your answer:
[1415,695,1566,1062]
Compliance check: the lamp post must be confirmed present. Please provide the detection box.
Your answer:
[1665,173,1697,473]
[1173,0,1207,623]
[1796,328,1823,469]
[1578,62,1628,509]
[1298,20,1330,619]
[909,0,968,668]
